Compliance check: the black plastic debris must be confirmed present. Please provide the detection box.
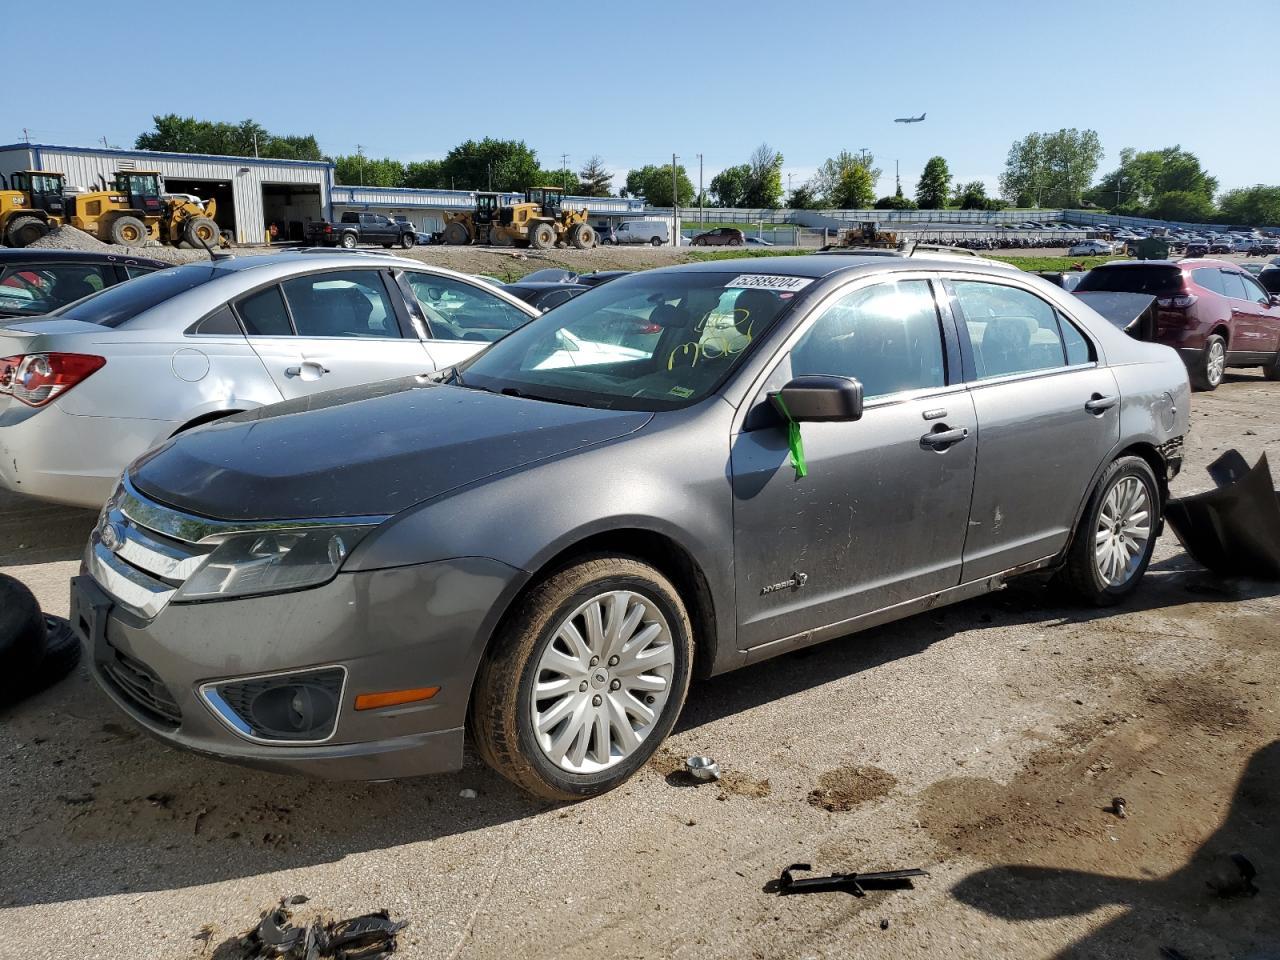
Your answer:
[1074,291,1159,341]
[0,575,82,709]
[1165,451,1280,580]
[765,863,928,897]
[240,899,407,959]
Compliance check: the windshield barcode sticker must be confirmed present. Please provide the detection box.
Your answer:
[726,274,813,292]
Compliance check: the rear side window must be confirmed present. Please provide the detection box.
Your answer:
[1061,314,1093,365]
[952,281,1069,379]
[191,305,241,336]
[124,265,157,280]
[0,263,110,316]
[236,285,293,336]
[55,264,222,327]
[1076,266,1183,297]
[1192,268,1225,295]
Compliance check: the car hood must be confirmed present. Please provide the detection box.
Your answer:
[130,377,653,521]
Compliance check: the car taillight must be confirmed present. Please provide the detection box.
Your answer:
[325,225,333,234]
[1156,295,1198,309]
[0,353,105,407]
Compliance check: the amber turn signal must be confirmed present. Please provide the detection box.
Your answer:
[354,686,440,711]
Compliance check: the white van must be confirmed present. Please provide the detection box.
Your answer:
[616,220,671,246]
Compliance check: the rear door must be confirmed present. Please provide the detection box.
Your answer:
[946,276,1121,581]
[0,261,112,316]
[237,268,434,399]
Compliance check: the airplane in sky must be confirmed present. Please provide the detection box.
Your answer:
[894,113,926,124]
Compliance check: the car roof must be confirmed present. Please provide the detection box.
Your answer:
[0,248,169,268]
[647,253,1023,281]
[503,281,590,292]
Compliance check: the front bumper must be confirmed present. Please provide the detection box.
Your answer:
[73,556,524,780]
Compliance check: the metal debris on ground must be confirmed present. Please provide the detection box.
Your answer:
[1205,853,1259,899]
[765,863,929,897]
[459,788,478,799]
[1165,450,1280,579]
[238,898,407,959]
[685,756,721,782]
[1110,797,1128,819]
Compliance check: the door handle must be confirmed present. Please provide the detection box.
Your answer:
[920,425,969,449]
[1084,394,1119,414]
[285,361,330,380]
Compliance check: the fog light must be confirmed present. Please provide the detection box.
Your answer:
[202,667,345,742]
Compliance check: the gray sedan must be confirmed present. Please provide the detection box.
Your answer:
[73,256,1190,800]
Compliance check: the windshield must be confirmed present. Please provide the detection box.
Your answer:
[456,271,801,410]
[1075,265,1183,297]
[53,264,225,327]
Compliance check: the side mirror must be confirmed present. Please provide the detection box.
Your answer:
[1271,295,1280,307]
[769,375,864,423]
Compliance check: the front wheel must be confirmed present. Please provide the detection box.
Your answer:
[1059,456,1159,605]
[470,557,694,801]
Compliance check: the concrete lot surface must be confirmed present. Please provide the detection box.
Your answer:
[0,373,1277,959]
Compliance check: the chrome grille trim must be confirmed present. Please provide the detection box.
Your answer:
[88,540,175,619]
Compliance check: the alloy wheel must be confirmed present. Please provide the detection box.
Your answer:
[1207,340,1226,385]
[530,590,674,774]
[1094,476,1152,587]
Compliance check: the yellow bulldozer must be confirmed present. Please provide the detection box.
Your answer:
[443,187,595,249]
[826,221,901,251]
[65,170,224,248]
[0,171,67,247]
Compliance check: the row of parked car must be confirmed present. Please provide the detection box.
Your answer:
[0,241,1228,800]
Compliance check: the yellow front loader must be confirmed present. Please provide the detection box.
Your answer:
[0,171,66,247]
[67,170,223,247]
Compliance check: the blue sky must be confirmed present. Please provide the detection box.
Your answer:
[11,0,1277,198]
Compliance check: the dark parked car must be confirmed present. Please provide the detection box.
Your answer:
[691,226,745,246]
[1184,241,1210,258]
[0,248,166,319]
[74,255,1189,800]
[1075,259,1280,389]
[1259,268,1280,295]
[304,212,416,250]
[502,281,590,311]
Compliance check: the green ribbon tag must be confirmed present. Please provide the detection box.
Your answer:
[774,396,807,479]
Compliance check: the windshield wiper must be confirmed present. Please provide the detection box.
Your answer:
[498,386,590,407]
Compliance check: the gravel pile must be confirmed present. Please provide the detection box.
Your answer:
[25,225,221,265]
[27,224,110,251]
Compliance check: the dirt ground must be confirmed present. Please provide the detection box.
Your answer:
[1,374,1278,958]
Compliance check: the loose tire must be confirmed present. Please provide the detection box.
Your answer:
[184,217,219,248]
[108,215,147,246]
[400,232,416,249]
[470,556,694,801]
[1191,334,1227,391]
[650,236,663,246]
[1059,456,1159,606]
[529,222,557,250]
[0,575,48,707]
[444,221,471,246]
[569,223,595,250]
[5,215,48,247]
[340,232,358,249]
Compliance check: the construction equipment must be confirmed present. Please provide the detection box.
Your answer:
[443,187,595,249]
[826,221,900,251]
[0,171,66,247]
[66,170,223,248]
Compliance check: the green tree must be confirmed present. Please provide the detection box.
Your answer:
[787,183,820,209]
[954,180,998,210]
[439,138,541,192]
[831,164,875,209]
[577,155,614,197]
[813,149,880,207]
[916,156,951,209]
[1217,185,1280,226]
[875,194,917,210]
[333,154,405,187]
[1086,146,1218,214]
[1000,128,1103,207]
[135,114,322,161]
[709,164,751,207]
[1148,190,1216,223]
[623,164,694,207]
[744,143,784,208]
[403,159,445,189]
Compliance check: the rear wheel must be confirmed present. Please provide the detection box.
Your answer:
[444,221,470,246]
[470,557,694,801]
[400,232,415,249]
[1060,456,1158,605]
[340,232,358,249]
[1264,352,1280,381]
[1191,334,1226,391]
[729,237,743,246]
[184,217,219,247]
[569,223,595,250]
[529,222,557,250]
[5,215,48,247]
[108,215,147,246]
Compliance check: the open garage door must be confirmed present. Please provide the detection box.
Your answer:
[164,178,235,239]
[262,183,322,243]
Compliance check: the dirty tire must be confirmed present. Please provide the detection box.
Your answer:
[444,221,470,246]
[5,215,48,247]
[1264,353,1280,381]
[529,222,557,250]
[730,237,743,246]
[1191,334,1226,391]
[1059,455,1159,606]
[650,236,663,246]
[400,232,415,249]
[184,217,219,247]
[569,223,595,250]
[470,556,694,801]
[108,215,147,246]
[340,232,358,249]
[28,616,81,697]
[0,575,48,707]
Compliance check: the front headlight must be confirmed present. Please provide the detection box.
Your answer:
[173,525,374,602]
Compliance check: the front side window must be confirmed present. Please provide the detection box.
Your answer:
[457,271,797,410]
[1219,271,1250,302]
[1240,272,1271,302]
[0,264,110,315]
[405,272,531,342]
[788,279,946,399]
[952,281,1070,379]
[282,270,400,339]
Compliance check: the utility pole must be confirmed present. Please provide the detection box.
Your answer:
[895,158,900,194]
[253,132,259,159]
[697,153,703,226]
[672,153,679,246]
[22,128,30,144]
[356,144,365,186]
[561,153,570,193]
[487,161,493,191]
[101,136,109,150]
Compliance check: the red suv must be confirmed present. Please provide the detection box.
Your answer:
[1075,259,1280,390]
